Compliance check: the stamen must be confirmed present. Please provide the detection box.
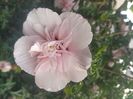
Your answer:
[30,41,69,61]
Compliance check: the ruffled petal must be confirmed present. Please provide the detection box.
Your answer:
[14,36,43,75]
[35,59,70,92]
[73,47,92,69]
[54,18,71,40]
[23,8,62,39]
[62,53,88,82]
[60,12,93,50]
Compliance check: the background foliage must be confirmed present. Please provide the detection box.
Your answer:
[0,0,133,99]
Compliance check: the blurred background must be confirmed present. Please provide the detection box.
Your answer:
[0,0,133,99]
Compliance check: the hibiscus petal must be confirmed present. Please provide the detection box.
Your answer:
[62,53,88,82]
[23,21,36,36]
[14,36,43,75]
[23,8,62,38]
[60,12,93,50]
[56,18,71,40]
[73,47,92,69]
[35,59,70,92]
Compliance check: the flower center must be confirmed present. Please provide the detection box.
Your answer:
[29,41,67,61]
[46,41,60,53]
[41,41,62,57]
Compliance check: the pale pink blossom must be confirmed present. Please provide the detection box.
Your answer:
[14,8,93,92]
[0,61,12,72]
[54,0,78,11]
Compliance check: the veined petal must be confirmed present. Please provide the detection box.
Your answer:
[35,59,70,92]
[62,53,88,82]
[54,18,71,40]
[60,12,93,50]
[72,47,92,69]
[14,36,43,75]
[23,8,62,39]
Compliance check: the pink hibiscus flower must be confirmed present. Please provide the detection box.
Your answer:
[54,0,77,11]
[14,8,93,92]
